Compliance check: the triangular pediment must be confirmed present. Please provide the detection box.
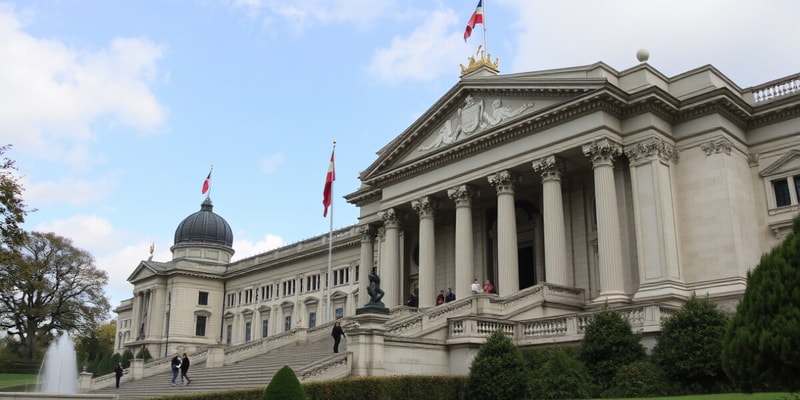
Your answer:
[760,150,800,177]
[127,260,171,283]
[356,64,618,188]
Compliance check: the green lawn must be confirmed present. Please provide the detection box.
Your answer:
[612,394,794,400]
[0,373,37,388]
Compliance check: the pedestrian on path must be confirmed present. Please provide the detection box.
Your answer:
[180,353,192,385]
[114,362,123,388]
[331,321,345,353]
[170,353,182,386]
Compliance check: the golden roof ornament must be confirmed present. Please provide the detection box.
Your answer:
[460,45,499,77]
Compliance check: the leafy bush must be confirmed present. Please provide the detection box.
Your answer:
[263,365,306,400]
[135,346,152,361]
[304,375,468,400]
[652,293,731,393]
[121,349,134,368]
[579,307,646,394]
[529,346,593,399]
[467,329,531,400]
[604,360,674,398]
[722,215,800,392]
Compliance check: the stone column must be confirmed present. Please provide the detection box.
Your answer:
[488,170,520,295]
[532,155,568,286]
[448,185,476,299]
[411,197,438,307]
[358,226,375,309]
[582,139,627,302]
[378,208,402,307]
[625,137,682,299]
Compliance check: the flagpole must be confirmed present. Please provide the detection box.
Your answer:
[326,141,336,323]
[207,165,213,199]
[482,0,488,58]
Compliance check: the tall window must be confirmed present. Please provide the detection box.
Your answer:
[245,322,252,342]
[195,316,207,336]
[226,325,232,345]
[308,312,316,328]
[772,175,800,207]
[262,320,269,338]
[284,316,292,332]
[198,291,209,306]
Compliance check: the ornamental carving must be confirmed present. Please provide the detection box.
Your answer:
[447,184,477,207]
[359,225,376,242]
[748,153,760,167]
[378,208,403,228]
[624,137,676,164]
[488,170,520,195]
[532,155,565,182]
[700,139,732,156]
[411,197,438,219]
[582,139,622,165]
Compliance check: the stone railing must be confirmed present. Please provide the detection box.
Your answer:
[449,303,679,346]
[748,74,800,104]
[385,297,475,337]
[298,352,352,382]
[86,348,209,391]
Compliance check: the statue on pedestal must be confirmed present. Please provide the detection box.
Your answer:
[357,266,389,314]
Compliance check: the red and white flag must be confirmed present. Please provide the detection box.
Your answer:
[464,0,484,41]
[201,168,212,195]
[322,149,335,217]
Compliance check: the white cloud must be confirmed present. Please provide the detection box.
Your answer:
[368,9,468,83]
[258,152,285,174]
[0,7,167,165]
[23,175,117,206]
[229,0,398,31]
[232,233,285,261]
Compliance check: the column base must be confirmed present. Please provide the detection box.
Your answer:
[591,292,631,305]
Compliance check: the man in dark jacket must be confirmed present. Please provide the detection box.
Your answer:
[180,353,191,385]
[114,362,123,388]
[170,353,181,386]
[331,321,346,353]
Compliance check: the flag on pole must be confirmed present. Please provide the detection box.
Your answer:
[201,168,212,194]
[464,0,484,41]
[322,149,335,217]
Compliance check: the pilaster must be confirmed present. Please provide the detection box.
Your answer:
[378,208,403,307]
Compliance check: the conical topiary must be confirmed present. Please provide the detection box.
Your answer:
[263,365,306,400]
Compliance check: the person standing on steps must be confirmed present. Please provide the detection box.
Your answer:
[180,353,192,385]
[170,353,182,386]
[114,362,123,389]
[331,321,346,353]
[445,288,456,303]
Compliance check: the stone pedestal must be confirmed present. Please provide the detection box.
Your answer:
[77,370,93,392]
[130,358,144,381]
[206,345,226,368]
[348,312,391,377]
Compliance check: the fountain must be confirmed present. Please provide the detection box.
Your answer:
[37,333,78,393]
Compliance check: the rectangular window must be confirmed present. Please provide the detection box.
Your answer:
[195,316,207,336]
[308,312,316,328]
[284,316,292,332]
[198,291,209,306]
[244,289,253,304]
[774,179,791,207]
[335,308,344,319]
[245,322,252,342]
[262,320,269,338]
[226,325,232,345]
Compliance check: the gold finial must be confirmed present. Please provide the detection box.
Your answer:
[148,242,154,261]
[460,45,499,76]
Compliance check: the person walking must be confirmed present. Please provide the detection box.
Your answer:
[331,321,346,353]
[445,288,456,302]
[170,353,182,386]
[114,362,123,389]
[180,353,191,385]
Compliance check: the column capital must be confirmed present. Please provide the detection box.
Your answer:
[582,139,622,167]
[700,138,733,156]
[624,137,677,165]
[448,184,478,207]
[359,225,376,242]
[411,196,438,219]
[488,170,520,195]
[532,155,565,182]
[378,208,403,228]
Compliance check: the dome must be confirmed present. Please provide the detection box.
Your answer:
[174,198,233,247]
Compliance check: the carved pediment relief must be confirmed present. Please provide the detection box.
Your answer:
[416,95,534,153]
[760,150,800,177]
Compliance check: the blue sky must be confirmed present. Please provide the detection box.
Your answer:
[3,0,799,311]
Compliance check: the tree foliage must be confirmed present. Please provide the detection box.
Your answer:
[652,294,731,393]
[529,346,593,399]
[578,307,646,394]
[263,365,306,400]
[467,329,531,400]
[722,215,800,392]
[605,360,674,398]
[0,144,28,249]
[75,320,117,375]
[0,231,110,359]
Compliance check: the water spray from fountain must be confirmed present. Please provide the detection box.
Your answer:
[37,333,78,393]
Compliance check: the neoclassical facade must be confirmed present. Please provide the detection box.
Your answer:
[114,57,800,371]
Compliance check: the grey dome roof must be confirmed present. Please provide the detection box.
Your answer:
[174,198,233,247]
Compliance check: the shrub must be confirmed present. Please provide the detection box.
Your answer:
[604,360,674,398]
[467,329,530,400]
[263,365,306,400]
[722,215,800,392]
[121,349,134,368]
[578,306,646,394]
[529,346,593,399]
[135,346,152,361]
[304,375,468,400]
[652,293,731,393]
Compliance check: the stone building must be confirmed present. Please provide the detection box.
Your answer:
[114,54,800,375]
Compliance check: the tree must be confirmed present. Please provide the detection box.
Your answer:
[652,294,731,393]
[75,320,117,374]
[578,307,646,394]
[0,231,110,359]
[263,365,306,400]
[722,215,800,392]
[467,329,531,400]
[529,346,593,399]
[0,144,29,273]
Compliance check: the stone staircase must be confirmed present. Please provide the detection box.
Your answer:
[91,337,344,400]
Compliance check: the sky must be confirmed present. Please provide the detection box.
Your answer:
[2,0,799,315]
